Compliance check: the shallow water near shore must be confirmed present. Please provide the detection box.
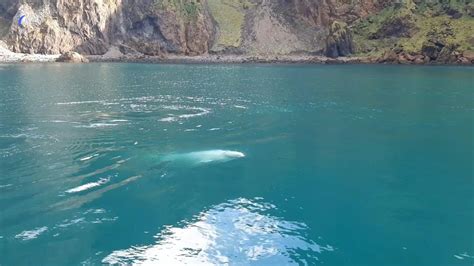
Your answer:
[0,63,473,265]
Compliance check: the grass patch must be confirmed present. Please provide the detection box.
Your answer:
[207,0,252,48]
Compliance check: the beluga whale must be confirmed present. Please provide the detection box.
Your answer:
[161,149,245,166]
[52,150,245,211]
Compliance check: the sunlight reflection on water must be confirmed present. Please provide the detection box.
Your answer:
[103,198,333,265]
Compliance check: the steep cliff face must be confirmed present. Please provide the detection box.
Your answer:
[116,0,215,55]
[0,0,473,63]
[1,0,380,55]
[5,0,214,55]
[208,0,379,55]
[282,0,379,26]
[7,0,119,54]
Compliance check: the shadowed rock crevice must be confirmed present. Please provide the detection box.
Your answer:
[325,21,354,58]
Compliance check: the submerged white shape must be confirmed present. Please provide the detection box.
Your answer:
[66,177,110,193]
[159,117,177,122]
[75,123,119,128]
[15,226,48,241]
[163,150,245,165]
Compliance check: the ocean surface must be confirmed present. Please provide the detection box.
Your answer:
[0,63,473,265]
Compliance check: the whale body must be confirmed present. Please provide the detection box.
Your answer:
[162,150,245,166]
[53,150,245,211]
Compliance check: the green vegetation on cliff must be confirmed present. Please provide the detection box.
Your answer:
[154,0,203,19]
[207,0,252,49]
[353,1,474,58]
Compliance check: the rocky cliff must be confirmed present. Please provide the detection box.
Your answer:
[0,0,473,64]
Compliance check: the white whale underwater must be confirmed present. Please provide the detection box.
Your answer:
[56,150,245,210]
[162,150,245,166]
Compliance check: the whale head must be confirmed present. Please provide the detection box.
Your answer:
[221,150,245,158]
[191,150,245,164]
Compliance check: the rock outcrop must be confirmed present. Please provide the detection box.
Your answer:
[116,0,215,56]
[5,0,215,56]
[56,51,89,63]
[325,21,354,58]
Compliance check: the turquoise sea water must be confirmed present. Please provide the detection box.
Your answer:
[0,63,473,265]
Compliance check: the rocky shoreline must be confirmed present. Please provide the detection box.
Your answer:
[1,43,473,66]
[87,53,365,64]
[0,41,59,63]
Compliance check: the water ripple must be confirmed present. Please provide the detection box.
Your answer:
[14,226,48,241]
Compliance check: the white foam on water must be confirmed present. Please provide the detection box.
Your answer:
[57,100,105,105]
[93,209,106,214]
[53,175,141,211]
[178,107,210,119]
[91,216,119,224]
[234,105,248,109]
[66,177,110,194]
[159,106,211,122]
[80,154,99,161]
[454,252,474,260]
[57,218,86,228]
[0,184,13,189]
[15,226,48,241]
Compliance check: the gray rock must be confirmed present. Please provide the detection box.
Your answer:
[56,51,88,63]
